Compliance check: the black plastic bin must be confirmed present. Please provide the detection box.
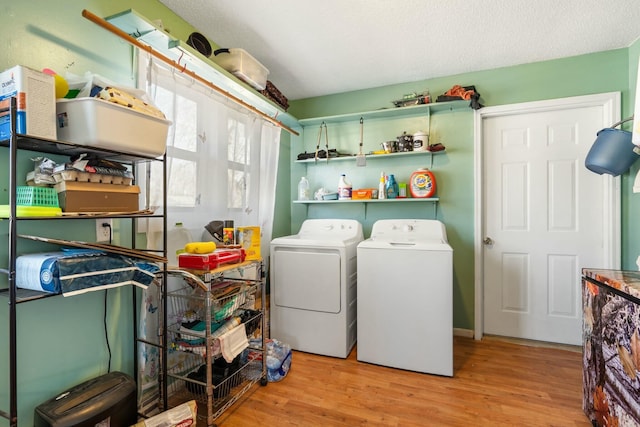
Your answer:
[34,371,136,427]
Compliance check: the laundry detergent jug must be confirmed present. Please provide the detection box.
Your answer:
[409,168,436,198]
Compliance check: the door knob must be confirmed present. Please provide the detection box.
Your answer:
[483,237,494,245]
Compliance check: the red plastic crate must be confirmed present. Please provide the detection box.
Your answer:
[178,248,246,271]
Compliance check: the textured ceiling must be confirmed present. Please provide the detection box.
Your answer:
[159,0,640,101]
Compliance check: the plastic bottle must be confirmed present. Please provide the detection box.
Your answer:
[385,174,399,199]
[167,222,193,266]
[338,174,352,200]
[378,172,386,199]
[297,176,310,201]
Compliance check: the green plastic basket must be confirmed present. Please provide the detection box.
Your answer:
[16,186,59,207]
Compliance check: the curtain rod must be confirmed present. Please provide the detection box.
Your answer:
[81,9,299,136]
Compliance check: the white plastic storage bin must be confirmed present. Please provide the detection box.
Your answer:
[213,48,269,90]
[56,98,170,157]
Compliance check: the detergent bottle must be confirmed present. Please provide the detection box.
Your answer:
[385,174,399,199]
[338,174,352,200]
[409,168,436,198]
[298,176,310,200]
[378,172,386,199]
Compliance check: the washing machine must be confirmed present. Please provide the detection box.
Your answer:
[270,219,364,358]
[357,219,453,376]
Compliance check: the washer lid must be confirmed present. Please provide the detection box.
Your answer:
[358,238,452,251]
[369,219,449,243]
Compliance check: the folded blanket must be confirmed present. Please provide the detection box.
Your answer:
[16,250,159,296]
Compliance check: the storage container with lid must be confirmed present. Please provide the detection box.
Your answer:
[409,168,436,198]
[412,131,429,152]
[212,48,269,90]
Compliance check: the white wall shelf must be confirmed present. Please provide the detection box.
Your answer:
[294,197,439,218]
[293,198,439,204]
[297,100,469,127]
[295,150,445,164]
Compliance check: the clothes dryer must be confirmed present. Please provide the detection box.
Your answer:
[270,219,363,358]
[357,219,453,376]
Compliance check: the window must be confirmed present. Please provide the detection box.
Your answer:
[136,52,281,256]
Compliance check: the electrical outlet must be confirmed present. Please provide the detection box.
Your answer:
[96,219,113,242]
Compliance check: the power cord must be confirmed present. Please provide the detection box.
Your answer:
[99,221,112,371]
[104,289,112,373]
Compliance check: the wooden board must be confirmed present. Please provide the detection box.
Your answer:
[19,234,167,263]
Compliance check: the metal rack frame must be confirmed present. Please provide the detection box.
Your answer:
[0,97,168,427]
[165,262,267,426]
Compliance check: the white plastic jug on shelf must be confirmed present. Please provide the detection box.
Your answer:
[167,222,193,266]
[338,174,352,200]
[298,176,310,201]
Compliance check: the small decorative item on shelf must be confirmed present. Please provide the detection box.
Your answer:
[427,143,446,152]
[186,32,212,58]
[260,80,289,111]
[436,85,483,110]
[392,90,431,108]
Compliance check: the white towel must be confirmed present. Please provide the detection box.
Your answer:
[218,323,249,363]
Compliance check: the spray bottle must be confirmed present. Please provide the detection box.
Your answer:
[378,172,386,199]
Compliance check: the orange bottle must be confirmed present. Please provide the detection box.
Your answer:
[409,168,436,198]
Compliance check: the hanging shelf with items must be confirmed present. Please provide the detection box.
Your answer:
[297,99,468,127]
[293,197,439,204]
[86,9,299,135]
[294,198,440,218]
[295,149,446,169]
[293,100,469,211]
[295,99,465,168]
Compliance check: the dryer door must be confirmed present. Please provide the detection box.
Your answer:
[272,247,341,313]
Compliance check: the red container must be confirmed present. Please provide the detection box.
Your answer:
[179,248,246,271]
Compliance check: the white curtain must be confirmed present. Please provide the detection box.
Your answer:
[136,52,280,256]
[134,52,280,408]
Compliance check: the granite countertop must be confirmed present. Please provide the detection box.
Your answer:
[582,268,640,303]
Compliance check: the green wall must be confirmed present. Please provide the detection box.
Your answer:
[0,1,200,425]
[623,38,640,274]
[1,1,639,425]
[283,47,633,335]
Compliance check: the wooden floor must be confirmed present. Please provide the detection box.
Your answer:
[209,336,591,427]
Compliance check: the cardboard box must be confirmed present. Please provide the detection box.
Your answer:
[352,189,373,200]
[0,65,56,140]
[236,226,261,260]
[56,98,170,157]
[54,181,140,213]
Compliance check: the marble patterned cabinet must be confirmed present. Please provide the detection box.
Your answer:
[582,269,640,426]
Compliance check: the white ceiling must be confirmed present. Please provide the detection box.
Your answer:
[159,0,640,101]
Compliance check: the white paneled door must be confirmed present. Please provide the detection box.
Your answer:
[481,95,619,345]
